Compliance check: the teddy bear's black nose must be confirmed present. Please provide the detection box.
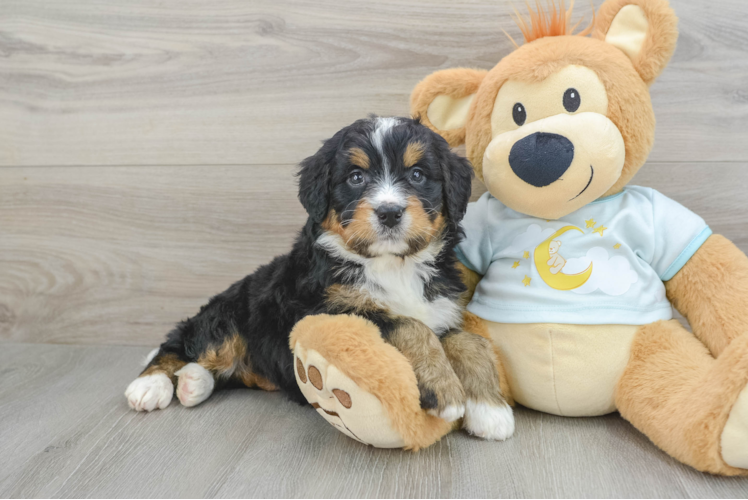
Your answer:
[508,132,575,187]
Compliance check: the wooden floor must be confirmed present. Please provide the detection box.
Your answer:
[1,0,748,497]
[0,343,746,498]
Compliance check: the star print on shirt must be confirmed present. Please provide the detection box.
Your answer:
[585,218,597,228]
[523,251,530,259]
[592,224,608,236]
[614,243,622,249]
[522,275,531,286]
[512,261,520,269]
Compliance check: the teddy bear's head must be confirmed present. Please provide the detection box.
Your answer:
[411,0,678,220]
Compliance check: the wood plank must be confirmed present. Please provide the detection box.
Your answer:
[1,162,746,346]
[1,0,747,167]
[0,165,306,345]
[1,343,747,498]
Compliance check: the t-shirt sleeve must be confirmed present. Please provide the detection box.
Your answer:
[454,193,494,276]
[650,189,712,281]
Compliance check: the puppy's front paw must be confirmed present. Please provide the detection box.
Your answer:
[420,376,466,422]
[125,373,173,412]
[463,399,515,441]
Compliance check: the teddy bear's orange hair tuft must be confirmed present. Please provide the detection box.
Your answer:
[506,0,595,47]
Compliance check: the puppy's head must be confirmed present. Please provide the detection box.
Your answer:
[298,116,473,258]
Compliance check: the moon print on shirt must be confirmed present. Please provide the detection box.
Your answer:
[533,226,594,290]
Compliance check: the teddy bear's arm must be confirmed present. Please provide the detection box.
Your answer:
[665,234,748,357]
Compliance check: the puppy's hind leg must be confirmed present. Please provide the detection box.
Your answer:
[441,331,514,441]
[126,350,187,412]
[176,333,250,408]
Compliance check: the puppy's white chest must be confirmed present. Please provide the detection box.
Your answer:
[361,257,462,335]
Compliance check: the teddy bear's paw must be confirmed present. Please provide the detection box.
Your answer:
[721,381,748,469]
[125,373,173,412]
[463,399,515,441]
[293,342,407,448]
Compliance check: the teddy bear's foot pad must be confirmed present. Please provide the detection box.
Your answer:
[722,383,748,469]
[294,342,406,448]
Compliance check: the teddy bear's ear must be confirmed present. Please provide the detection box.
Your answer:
[593,0,678,85]
[410,68,487,147]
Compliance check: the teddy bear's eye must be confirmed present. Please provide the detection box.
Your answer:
[563,88,581,113]
[512,103,526,126]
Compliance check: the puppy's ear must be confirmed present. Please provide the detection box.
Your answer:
[439,146,474,232]
[410,68,487,147]
[593,0,678,85]
[297,137,339,223]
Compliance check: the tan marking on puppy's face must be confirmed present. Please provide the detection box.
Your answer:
[402,196,445,255]
[403,142,425,168]
[322,203,379,257]
[349,147,370,170]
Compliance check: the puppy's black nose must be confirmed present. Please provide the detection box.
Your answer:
[375,204,403,228]
[508,132,574,187]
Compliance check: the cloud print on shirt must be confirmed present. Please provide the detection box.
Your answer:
[564,247,639,296]
[502,224,556,256]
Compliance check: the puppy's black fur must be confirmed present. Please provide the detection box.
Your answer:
[137,116,474,406]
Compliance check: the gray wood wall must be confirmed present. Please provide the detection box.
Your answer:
[1,0,747,346]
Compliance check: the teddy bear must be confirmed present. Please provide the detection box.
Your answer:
[546,240,566,274]
[290,0,748,476]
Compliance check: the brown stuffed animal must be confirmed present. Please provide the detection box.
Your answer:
[289,0,748,474]
[409,0,748,476]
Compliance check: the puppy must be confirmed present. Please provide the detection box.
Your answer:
[125,116,512,439]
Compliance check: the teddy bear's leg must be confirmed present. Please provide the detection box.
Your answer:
[289,314,454,450]
[615,319,748,476]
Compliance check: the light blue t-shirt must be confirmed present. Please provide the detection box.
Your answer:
[455,187,712,325]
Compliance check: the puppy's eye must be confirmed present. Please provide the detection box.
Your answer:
[512,103,526,126]
[563,88,580,113]
[348,170,366,186]
[410,168,425,183]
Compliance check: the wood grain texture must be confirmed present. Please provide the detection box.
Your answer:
[1,0,747,496]
[0,343,746,498]
[1,162,746,346]
[1,0,747,166]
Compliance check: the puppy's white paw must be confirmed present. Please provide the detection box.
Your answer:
[175,363,215,408]
[463,400,515,441]
[428,404,465,423]
[125,373,173,412]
